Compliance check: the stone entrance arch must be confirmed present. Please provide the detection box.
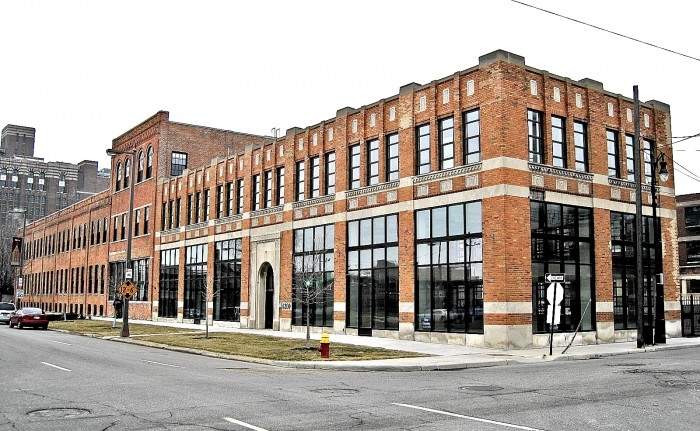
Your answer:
[246,234,280,330]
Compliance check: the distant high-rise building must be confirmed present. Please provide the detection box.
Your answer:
[0,124,110,228]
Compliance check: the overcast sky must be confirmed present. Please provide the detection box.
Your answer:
[1,0,698,194]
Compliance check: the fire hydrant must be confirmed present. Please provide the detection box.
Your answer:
[318,333,330,358]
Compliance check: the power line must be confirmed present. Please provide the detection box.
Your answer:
[511,1,700,63]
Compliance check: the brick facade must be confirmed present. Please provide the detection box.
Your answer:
[17,51,680,349]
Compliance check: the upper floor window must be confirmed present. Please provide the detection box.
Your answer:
[123,158,130,189]
[438,117,455,170]
[26,170,35,190]
[203,189,210,221]
[264,170,273,208]
[146,146,154,178]
[527,109,544,164]
[310,156,320,198]
[643,139,654,185]
[11,169,19,188]
[38,171,45,191]
[607,130,620,178]
[216,185,224,219]
[252,175,261,211]
[686,206,700,228]
[276,167,285,205]
[573,121,588,172]
[115,162,122,191]
[226,181,234,216]
[324,152,335,195]
[386,134,399,181]
[296,160,306,201]
[137,150,144,183]
[367,139,380,185]
[236,178,244,214]
[349,144,361,189]
[463,109,480,164]
[625,135,635,181]
[171,151,187,177]
[0,167,7,187]
[551,116,566,168]
[688,241,700,263]
[58,173,66,194]
[416,124,431,174]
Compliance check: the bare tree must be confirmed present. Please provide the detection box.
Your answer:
[292,244,334,349]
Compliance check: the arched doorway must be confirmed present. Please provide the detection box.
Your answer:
[265,268,274,329]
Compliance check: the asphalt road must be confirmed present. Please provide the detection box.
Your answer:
[1,326,699,430]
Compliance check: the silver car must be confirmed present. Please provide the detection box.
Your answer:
[0,302,17,324]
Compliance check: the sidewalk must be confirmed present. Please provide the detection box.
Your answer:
[100,318,700,371]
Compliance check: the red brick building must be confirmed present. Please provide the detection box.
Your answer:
[17,50,680,349]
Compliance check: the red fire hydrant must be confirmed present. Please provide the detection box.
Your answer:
[318,333,330,358]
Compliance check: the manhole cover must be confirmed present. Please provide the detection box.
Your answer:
[310,388,359,395]
[28,408,90,418]
[459,384,503,391]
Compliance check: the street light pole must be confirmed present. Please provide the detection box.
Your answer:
[10,208,27,305]
[106,148,137,338]
[651,151,669,344]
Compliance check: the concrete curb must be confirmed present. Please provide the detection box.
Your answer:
[48,326,700,372]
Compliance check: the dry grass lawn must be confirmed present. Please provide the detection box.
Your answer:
[50,320,429,362]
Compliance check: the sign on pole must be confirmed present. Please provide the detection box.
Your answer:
[125,269,133,280]
[545,273,566,356]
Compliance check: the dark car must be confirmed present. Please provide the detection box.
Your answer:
[9,307,49,330]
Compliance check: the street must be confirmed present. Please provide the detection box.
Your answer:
[1,327,699,430]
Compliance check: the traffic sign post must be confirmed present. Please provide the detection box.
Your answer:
[545,273,566,356]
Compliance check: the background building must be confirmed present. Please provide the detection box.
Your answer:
[16,50,680,349]
[677,193,700,294]
[0,124,110,301]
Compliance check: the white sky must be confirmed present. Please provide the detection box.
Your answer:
[1,0,698,194]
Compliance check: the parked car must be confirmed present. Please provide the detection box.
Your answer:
[9,307,49,330]
[0,302,16,324]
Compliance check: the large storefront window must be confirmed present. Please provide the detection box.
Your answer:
[158,248,180,317]
[611,212,656,329]
[184,244,207,320]
[292,224,334,327]
[214,239,242,321]
[158,248,179,318]
[347,215,399,332]
[531,201,594,333]
[416,202,483,333]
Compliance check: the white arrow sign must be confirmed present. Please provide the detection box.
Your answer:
[545,273,565,283]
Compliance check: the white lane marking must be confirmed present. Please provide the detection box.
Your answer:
[393,403,544,431]
[224,417,269,431]
[52,340,72,346]
[142,360,182,368]
[41,362,71,372]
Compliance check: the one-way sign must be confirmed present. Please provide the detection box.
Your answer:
[545,273,565,283]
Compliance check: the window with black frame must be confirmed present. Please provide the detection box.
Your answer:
[610,212,656,329]
[531,200,594,333]
[158,248,179,318]
[292,224,334,328]
[131,259,149,302]
[214,239,242,322]
[416,202,483,333]
[184,244,207,320]
[347,214,399,331]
